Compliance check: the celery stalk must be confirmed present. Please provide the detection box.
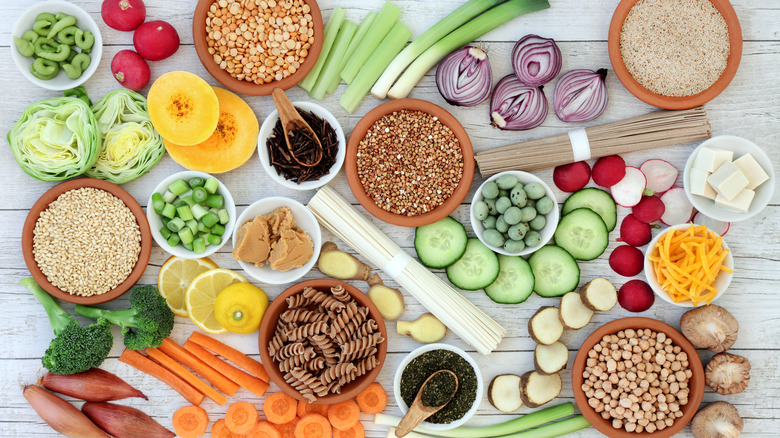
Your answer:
[371,0,505,99]
[340,1,401,84]
[309,20,357,100]
[498,416,591,438]
[387,0,550,99]
[298,7,346,92]
[339,21,411,113]
[326,12,377,94]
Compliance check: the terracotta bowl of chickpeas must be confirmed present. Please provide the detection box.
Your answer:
[192,0,324,95]
[572,317,704,438]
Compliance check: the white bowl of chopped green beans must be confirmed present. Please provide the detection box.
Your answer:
[147,171,236,259]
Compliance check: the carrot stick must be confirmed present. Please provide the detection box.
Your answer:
[146,347,227,406]
[263,392,298,425]
[159,338,239,396]
[294,413,331,438]
[188,331,270,382]
[172,405,208,438]
[355,382,387,414]
[183,340,269,397]
[118,349,204,406]
[328,400,360,431]
[225,400,259,434]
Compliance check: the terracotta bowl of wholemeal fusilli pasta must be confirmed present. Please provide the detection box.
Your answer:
[258,278,388,404]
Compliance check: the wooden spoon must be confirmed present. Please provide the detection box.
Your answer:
[395,370,459,437]
[271,87,323,167]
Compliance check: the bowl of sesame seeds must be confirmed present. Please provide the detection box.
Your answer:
[22,178,152,305]
[608,0,742,109]
[345,98,475,227]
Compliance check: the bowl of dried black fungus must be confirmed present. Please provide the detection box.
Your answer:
[393,343,483,430]
[258,101,345,190]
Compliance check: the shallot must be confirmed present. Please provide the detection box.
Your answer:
[41,368,147,402]
[436,46,493,107]
[511,35,562,87]
[490,75,548,131]
[23,384,108,438]
[553,69,608,123]
[82,402,175,438]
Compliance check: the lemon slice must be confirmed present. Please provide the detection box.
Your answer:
[158,256,219,317]
[185,268,246,334]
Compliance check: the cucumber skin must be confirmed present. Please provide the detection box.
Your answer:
[529,245,580,297]
[414,216,468,269]
[562,187,617,232]
[554,208,609,261]
[446,238,500,290]
[484,254,534,304]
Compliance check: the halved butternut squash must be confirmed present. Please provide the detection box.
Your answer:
[147,71,219,146]
[164,87,259,173]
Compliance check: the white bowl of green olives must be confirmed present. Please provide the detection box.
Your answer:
[470,171,559,256]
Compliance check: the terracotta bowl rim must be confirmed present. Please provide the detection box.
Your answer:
[607,0,743,109]
[572,317,705,438]
[258,278,388,404]
[345,98,475,227]
[21,178,152,305]
[192,0,324,96]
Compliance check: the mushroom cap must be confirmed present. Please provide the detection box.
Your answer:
[691,401,743,438]
[705,352,751,395]
[680,305,739,353]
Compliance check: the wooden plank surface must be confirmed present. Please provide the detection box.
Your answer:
[1,0,778,436]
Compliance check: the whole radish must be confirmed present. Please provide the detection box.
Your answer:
[111,50,151,90]
[592,155,626,188]
[619,214,652,247]
[609,245,644,276]
[618,280,655,312]
[133,20,180,61]
[632,195,665,223]
[553,161,591,192]
[23,384,108,438]
[82,402,175,438]
[102,0,146,31]
[41,368,147,402]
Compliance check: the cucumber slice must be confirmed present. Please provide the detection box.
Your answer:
[528,245,580,297]
[561,187,617,231]
[414,216,468,268]
[446,238,500,290]
[484,255,534,304]
[554,208,609,261]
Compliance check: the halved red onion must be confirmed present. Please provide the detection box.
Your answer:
[435,46,493,107]
[553,68,609,123]
[489,75,548,131]
[511,34,562,87]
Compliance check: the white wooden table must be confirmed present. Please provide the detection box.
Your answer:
[1,1,778,436]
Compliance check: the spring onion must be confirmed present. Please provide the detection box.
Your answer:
[309,19,357,100]
[387,0,550,99]
[340,1,401,84]
[204,177,219,194]
[152,193,165,215]
[161,204,176,219]
[298,7,346,92]
[327,12,377,94]
[435,46,492,107]
[205,194,224,209]
[168,179,189,196]
[490,74,548,130]
[192,186,208,203]
[386,416,590,438]
[512,34,562,87]
[159,226,172,240]
[553,68,609,123]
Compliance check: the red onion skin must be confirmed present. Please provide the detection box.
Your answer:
[23,385,109,438]
[554,69,609,123]
[82,402,175,438]
[41,368,147,402]
[512,34,562,87]
[490,75,548,131]
[436,46,493,107]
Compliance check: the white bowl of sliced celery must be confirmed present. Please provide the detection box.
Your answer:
[147,171,236,259]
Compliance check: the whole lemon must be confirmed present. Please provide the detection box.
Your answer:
[214,282,269,334]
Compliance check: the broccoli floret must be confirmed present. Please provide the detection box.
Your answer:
[75,285,174,350]
[22,278,113,375]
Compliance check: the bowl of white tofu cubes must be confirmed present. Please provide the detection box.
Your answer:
[684,135,774,222]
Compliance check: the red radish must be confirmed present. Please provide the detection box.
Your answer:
[610,166,647,207]
[82,402,175,438]
[609,245,644,277]
[640,159,678,193]
[632,195,665,223]
[553,161,591,192]
[692,212,730,236]
[660,187,694,225]
[592,155,626,187]
[111,50,151,90]
[23,384,108,438]
[619,214,652,247]
[618,280,655,312]
[102,0,146,31]
[133,20,180,61]
[41,368,147,402]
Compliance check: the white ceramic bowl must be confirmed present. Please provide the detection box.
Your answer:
[147,171,236,259]
[257,102,346,190]
[231,197,321,285]
[393,343,483,431]
[644,224,734,307]
[11,1,102,90]
[470,171,559,256]
[683,135,775,222]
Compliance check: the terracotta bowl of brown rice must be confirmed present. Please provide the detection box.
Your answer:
[608,0,742,110]
[22,178,152,305]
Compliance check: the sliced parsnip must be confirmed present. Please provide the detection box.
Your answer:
[519,371,562,408]
[487,374,523,413]
[580,277,618,311]
[559,292,594,330]
[534,341,569,375]
[397,313,447,343]
[528,306,564,345]
[367,274,405,320]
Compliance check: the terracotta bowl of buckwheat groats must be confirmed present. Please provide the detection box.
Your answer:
[572,317,705,438]
[22,178,152,305]
[345,98,475,227]
[608,0,742,109]
[193,0,323,95]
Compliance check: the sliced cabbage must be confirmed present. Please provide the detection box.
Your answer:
[7,97,101,181]
[86,89,164,184]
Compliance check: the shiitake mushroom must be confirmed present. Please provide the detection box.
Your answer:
[680,305,739,353]
[691,401,744,438]
[705,353,751,395]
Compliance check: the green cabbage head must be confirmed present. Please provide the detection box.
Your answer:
[86,89,165,184]
[7,97,101,181]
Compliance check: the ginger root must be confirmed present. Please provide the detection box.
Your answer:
[366,274,405,320]
[317,242,372,281]
[397,313,447,344]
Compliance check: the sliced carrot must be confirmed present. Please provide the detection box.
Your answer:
[146,347,227,406]
[297,400,329,418]
[212,418,240,438]
[183,340,269,397]
[355,382,387,414]
[327,400,360,431]
[275,417,299,438]
[118,348,204,406]
[225,400,260,434]
[294,413,332,438]
[263,391,298,425]
[172,405,209,438]
[248,421,282,438]
[333,422,364,438]
[159,338,240,396]
[188,331,270,382]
